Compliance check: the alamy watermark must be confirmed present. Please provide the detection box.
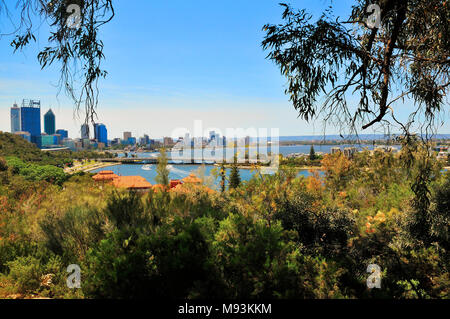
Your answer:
[66,4,82,29]
[66,264,81,289]
[366,264,381,289]
[169,120,280,173]
[366,4,381,29]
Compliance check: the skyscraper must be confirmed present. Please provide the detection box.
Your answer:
[123,131,132,141]
[10,103,21,133]
[56,129,68,140]
[44,109,56,135]
[94,123,108,146]
[20,99,41,145]
[81,124,89,139]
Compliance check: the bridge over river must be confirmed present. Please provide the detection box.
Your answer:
[97,157,270,165]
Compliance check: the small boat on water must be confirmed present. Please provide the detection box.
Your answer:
[141,164,152,171]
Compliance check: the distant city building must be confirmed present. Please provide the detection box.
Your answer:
[56,129,68,140]
[63,139,76,151]
[81,124,89,139]
[74,140,83,151]
[14,131,31,143]
[127,137,137,145]
[141,134,150,145]
[111,138,121,146]
[123,131,132,141]
[94,123,108,146]
[10,103,21,133]
[20,99,41,146]
[53,134,61,145]
[40,134,56,148]
[82,138,91,149]
[44,109,56,135]
[164,137,174,147]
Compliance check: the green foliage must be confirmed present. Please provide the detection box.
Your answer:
[262,2,449,132]
[229,156,241,189]
[40,206,105,262]
[429,172,450,250]
[6,157,67,185]
[0,157,7,171]
[0,132,73,167]
[220,162,226,192]
[309,145,316,161]
[276,192,356,258]
[6,256,42,294]
[0,140,449,299]
[155,148,169,186]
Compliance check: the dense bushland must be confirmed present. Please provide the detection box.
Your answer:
[0,147,448,299]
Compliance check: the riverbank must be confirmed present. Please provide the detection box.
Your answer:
[65,161,121,174]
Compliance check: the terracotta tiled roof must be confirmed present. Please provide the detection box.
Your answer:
[182,173,202,184]
[112,176,152,189]
[92,170,119,181]
[170,179,182,189]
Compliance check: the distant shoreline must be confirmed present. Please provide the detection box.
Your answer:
[66,162,121,174]
[84,162,121,172]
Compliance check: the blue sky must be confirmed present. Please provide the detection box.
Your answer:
[0,0,448,139]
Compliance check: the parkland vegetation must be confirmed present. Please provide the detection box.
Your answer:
[0,134,448,299]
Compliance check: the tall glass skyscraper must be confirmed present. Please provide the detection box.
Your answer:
[20,100,41,145]
[81,124,89,139]
[44,109,55,135]
[10,103,21,133]
[56,129,68,140]
[94,123,108,146]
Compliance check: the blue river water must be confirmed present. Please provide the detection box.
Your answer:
[95,144,401,187]
[91,164,315,187]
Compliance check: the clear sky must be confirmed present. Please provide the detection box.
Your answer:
[0,0,448,140]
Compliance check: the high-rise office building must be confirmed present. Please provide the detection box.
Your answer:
[94,123,108,146]
[123,131,132,141]
[10,103,21,133]
[81,124,89,139]
[56,129,68,140]
[20,99,41,145]
[163,137,174,146]
[44,109,56,135]
[142,134,150,145]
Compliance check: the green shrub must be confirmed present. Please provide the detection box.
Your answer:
[6,256,42,294]
[40,206,105,262]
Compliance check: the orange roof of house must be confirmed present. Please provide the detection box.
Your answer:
[112,176,152,189]
[182,173,202,184]
[170,179,182,189]
[92,170,119,181]
[152,184,166,192]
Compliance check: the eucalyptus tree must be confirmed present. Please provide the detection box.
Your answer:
[262,0,449,136]
[262,0,449,247]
